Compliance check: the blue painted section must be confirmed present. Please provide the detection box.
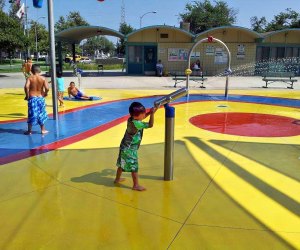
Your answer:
[1,94,300,161]
[165,104,175,118]
[0,96,156,160]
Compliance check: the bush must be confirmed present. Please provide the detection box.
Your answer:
[62,63,122,70]
[0,58,23,64]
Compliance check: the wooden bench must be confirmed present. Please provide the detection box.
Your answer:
[172,72,207,88]
[262,72,297,89]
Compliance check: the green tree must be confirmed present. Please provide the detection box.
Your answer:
[265,8,300,31]
[55,11,89,32]
[117,22,134,55]
[0,0,5,10]
[82,36,115,56]
[179,0,237,33]
[251,8,300,32]
[28,21,49,56]
[250,16,267,33]
[0,10,28,57]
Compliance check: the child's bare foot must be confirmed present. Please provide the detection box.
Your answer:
[114,178,126,184]
[41,130,49,134]
[24,131,32,135]
[132,185,146,191]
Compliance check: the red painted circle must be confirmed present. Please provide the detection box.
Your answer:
[189,113,300,137]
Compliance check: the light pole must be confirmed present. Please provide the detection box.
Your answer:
[139,11,157,28]
[34,16,46,61]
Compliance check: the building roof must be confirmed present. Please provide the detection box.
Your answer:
[195,25,263,39]
[261,28,300,39]
[125,25,194,41]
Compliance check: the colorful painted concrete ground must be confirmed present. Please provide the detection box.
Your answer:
[0,88,300,249]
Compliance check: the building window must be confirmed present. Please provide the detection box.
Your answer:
[277,47,285,59]
[292,47,299,57]
[256,46,271,61]
[160,33,169,38]
[128,46,142,63]
[286,47,293,57]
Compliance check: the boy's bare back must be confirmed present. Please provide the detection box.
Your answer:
[28,75,48,96]
[24,74,49,100]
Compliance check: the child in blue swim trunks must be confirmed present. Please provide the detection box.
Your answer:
[114,102,157,191]
[24,64,49,135]
[67,82,92,100]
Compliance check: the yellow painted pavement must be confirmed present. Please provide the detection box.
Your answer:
[0,88,299,249]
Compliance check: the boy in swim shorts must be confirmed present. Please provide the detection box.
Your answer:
[114,102,157,191]
[22,57,32,80]
[24,64,49,135]
[67,82,92,100]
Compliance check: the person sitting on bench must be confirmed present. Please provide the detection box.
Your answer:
[68,82,92,100]
[191,60,203,75]
[156,60,164,77]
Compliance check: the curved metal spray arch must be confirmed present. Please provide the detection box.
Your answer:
[186,36,232,97]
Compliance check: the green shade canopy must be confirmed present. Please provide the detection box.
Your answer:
[55,26,124,44]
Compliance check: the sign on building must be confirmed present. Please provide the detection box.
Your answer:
[214,47,228,64]
[168,48,188,61]
[237,44,245,59]
[206,45,215,56]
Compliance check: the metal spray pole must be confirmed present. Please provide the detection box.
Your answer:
[47,0,58,120]
[154,88,188,181]
[164,104,175,181]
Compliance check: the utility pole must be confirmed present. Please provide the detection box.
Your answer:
[25,0,30,58]
[34,16,46,61]
[121,0,125,24]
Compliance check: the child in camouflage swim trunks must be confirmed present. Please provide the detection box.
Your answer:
[114,102,157,191]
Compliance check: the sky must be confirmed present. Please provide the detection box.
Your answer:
[4,0,300,43]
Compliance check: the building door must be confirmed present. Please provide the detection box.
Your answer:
[128,45,143,74]
[144,46,157,74]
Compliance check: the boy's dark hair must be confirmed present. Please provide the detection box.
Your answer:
[129,102,146,117]
[31,64,41,74]
[57,71,62,78]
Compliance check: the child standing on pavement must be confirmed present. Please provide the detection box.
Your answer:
[114,102,157,191]
[24,64,49,135]
[56,71,65,107]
